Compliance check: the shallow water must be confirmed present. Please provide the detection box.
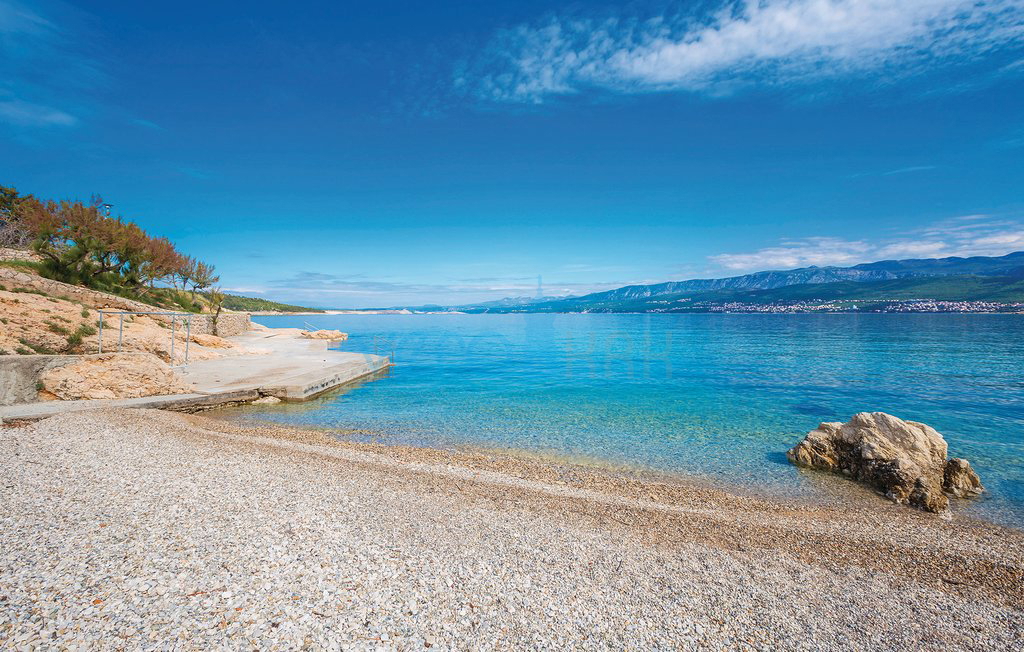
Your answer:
[229,313,1024,526]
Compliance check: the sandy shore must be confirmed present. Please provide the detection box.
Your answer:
[1,409,1022,650]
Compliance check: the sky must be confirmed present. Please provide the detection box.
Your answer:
[2,0,1023,307]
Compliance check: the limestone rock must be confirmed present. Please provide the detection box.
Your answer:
[943,458,985,497]
[190,333,234,349]
[252,396,282,405]
[41,353,193,400]
[300,329,348,341]
[787,412,983,513]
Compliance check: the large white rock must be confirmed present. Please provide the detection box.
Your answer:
[787,412,983,513]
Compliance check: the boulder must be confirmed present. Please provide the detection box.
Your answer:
[943,458,984,498]
[41,353,193,400]
[787,412,984,513]
[300,329,348,341]
[252,395,282,405]
[190,333,234,348]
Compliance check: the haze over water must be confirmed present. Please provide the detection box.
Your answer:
[234,314,1024,526]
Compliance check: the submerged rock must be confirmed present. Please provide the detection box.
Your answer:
[787,412,984,513]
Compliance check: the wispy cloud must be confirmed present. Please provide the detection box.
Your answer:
[472,0,1024,103]
[0,99,77,126]
[0,0,103,130]
[710,215,1024,271]
[710,236,874,271]
[881,165,937,176]
[847,164,937,179]
[263,271,630,307]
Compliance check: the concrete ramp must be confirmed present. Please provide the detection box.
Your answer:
[1,328,392,421]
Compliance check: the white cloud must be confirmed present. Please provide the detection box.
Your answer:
[476,0,1024,102]
[0,99,77,126]
[710,236,872,270]
[710,216,1024,271]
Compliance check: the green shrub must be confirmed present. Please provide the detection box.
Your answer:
[17,338,55,354]
[81,308,90,318]
[12,287,48,297]
[15,347,32,355]
[0,260,42,273]
[64,323,98,352]
[46,321,70,335]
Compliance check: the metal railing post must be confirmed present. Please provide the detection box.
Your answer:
[89,311,199,365]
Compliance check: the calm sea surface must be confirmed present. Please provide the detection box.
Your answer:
[230,314,1024,526]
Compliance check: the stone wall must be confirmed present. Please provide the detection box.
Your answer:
[0,247,42,263]
[212,312,250,337]
[185,312,250,337]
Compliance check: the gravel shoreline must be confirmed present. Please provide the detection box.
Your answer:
[2,408,1022,650]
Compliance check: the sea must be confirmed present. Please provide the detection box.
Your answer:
[221,313,1024,527]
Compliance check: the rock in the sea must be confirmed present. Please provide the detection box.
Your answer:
[252,395,282,405]
[41,353,193,400]
[300,329,348,341]
[787,412,984,513]
[943,458,984,498]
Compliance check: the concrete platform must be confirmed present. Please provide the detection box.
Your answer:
[0,328,391,421]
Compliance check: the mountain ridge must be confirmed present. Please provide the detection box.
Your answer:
[432,251,1024,313]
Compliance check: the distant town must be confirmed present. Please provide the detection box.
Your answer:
[645,299,1024,314]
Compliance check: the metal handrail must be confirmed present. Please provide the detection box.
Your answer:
[372,335,395,361]
[97,310,196,366]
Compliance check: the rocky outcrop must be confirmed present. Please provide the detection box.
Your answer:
[0,268,251,338]
[300,329,348,341]
[787,412,984,513]
[190,333,234,348]
[943,458,985,498]
[40,353,193,400]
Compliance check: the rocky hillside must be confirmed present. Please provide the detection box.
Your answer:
[554,251,1024,304]
[450,251,1024,312]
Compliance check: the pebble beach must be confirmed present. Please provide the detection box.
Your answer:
[1,408,1022,650]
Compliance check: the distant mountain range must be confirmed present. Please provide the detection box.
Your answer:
[432,251,1024,313]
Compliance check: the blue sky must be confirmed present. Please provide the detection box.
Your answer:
[2,0,1023,307]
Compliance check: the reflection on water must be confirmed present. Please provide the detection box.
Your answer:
[218,313,1024,527]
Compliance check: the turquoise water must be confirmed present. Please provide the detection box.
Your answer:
[237,314,1024,526]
